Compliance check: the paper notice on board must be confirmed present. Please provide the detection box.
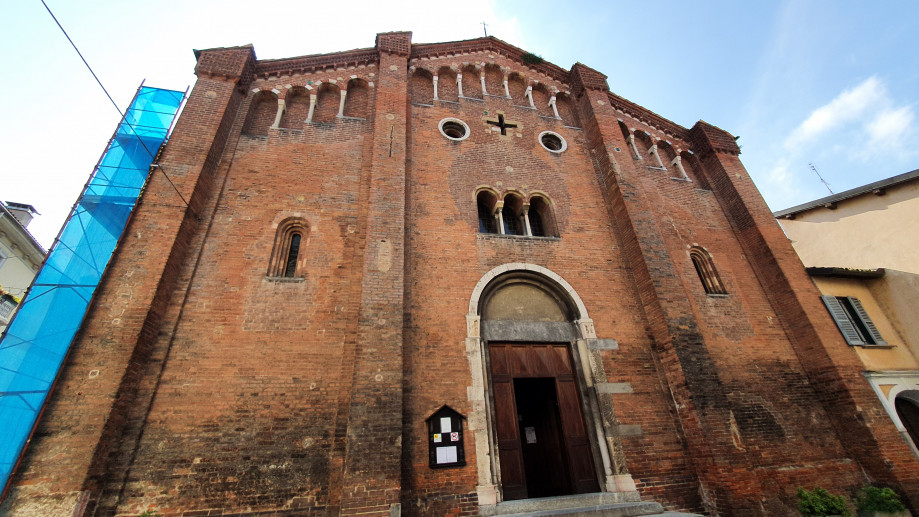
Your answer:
[440,417,452,433]
[433,433,441,443]
[436,446,458,464]
[525,426,537,444]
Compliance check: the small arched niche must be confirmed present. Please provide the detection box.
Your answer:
[280,87,310,130]
[633,130,653,157]
[531,84,552,117]
[659,141,678,171]
[556,93,579,127]
[437,66,459,102]
[411,68,435,104]
[484,64,504,96]
[507,73,527,103]
[243,90,278,136]
[313,83,340,123]
[344,78,370,118]
[461,64,482,99]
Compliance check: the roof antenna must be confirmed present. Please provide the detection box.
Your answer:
[481,21,488,37]
[809,162,833,195]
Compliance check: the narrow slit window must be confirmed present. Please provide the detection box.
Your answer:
[284,234,302,277]
[690,247,726,295]
[268,218,308,278]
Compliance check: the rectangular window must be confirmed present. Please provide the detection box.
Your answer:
[820,295,887,346]
[0,298,15,321]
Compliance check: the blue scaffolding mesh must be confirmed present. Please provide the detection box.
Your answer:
[0,86,184,492]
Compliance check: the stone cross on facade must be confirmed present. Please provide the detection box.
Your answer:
[485,112,518,135]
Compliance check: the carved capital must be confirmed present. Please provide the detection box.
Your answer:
[466,314,481,338]
[576,318,597,339]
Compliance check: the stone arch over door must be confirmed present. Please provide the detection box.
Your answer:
[864,372,919,459]
[465,263,637,506]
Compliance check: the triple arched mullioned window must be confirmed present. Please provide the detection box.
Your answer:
[476,189,558,238]
[268,218,309,278]
[689,246,727,295]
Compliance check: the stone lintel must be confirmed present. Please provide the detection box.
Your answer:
[481,320,577,342]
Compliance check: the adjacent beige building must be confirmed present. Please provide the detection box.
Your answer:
[776,168,919,456]
[0,202,45,334]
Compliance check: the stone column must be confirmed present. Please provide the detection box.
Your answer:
[648,144,664,168]
[270,98,285,129]
[627,134,640,159]
[671,155,689,180]
[337,89,348,117]
[549,95,560,119]
[306,94,317,123]
[521,204,532,236]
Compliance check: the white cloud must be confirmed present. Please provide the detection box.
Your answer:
[777,75,918,175]
[785,76,883,148]
[867,105,915,148]
[767,159,791,184]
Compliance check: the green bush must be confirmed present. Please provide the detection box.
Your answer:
[521,52,543,65]
[797,487,851,516]
[856,486,906,513]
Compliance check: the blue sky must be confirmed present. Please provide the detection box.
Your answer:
[3,0,918,249]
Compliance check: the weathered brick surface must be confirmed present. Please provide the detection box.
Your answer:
[4,34,918,517]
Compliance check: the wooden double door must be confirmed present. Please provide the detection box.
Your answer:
[489,343,600,500]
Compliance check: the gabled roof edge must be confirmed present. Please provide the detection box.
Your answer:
[774,168,919,218]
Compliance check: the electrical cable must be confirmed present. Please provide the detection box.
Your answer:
[40,0,190,208]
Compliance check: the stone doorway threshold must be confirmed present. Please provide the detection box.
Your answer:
[478,492,704,517]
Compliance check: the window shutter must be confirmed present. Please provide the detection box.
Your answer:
[846,297,887,346]
[821,295,865,345]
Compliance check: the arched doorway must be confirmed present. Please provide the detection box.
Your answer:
[466,264,610,503]
[895,391,919,450]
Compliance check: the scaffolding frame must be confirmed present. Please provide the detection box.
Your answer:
[0,85,185,497]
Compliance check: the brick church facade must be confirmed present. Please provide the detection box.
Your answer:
[3,32,918,516]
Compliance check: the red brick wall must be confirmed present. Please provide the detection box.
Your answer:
[6,34,919,517]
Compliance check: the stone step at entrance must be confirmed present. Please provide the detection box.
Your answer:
[480,493,704,517]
